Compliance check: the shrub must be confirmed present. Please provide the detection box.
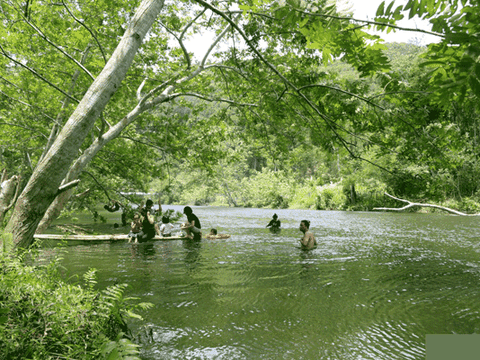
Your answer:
[315,183,347,210]
[290,182,319,209]
[0,249,152,359]
[240,169,293,208]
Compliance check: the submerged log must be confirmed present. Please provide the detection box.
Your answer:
[373,193,480,216]
[34,234,185,241]
[33,233,232,246]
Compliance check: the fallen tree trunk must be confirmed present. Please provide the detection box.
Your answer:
[373,193,480,216]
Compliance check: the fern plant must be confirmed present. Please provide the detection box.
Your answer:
[0,250,153,359]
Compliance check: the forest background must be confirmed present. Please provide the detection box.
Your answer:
[2,0,480,245]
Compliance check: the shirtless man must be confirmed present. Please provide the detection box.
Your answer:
[299,220,317,250]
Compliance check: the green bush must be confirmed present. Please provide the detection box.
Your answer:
[315,183,347,210]
[239,169,293,208]
[290,182,319,209]
[0,250,152,359]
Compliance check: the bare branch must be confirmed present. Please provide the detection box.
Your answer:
[6,176,21,213]
[137,78,148,101]
[138,77,176,107]
[200,17,236,68]
[160,8,206,69]
[57,179,81,195]
[84,171,112,200]
[373,193,479,215]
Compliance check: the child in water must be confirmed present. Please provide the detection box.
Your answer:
[205,228,230,240]
[128,213,142,243]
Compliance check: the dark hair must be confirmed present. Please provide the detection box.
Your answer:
[273,213,278,219]
[162,216,169,223]
[183,206,192,215]
[211,228,217,235]
[301,220,310,229]
[146,199,153,207]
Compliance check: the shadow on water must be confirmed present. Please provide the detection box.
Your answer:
[182,238,202,272]
[130,242,156,258]
[41,207,480,360]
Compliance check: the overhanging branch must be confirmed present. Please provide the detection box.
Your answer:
[0,44,80,104]
[373,193,479,215]
[169,92,258,107]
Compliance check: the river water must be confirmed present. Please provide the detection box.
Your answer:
[44,206,480,359]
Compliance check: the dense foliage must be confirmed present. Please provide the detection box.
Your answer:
[0,249,152,359]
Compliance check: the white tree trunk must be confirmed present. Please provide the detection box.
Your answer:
[0,175,20,224]
[36,14,237,234]
[3,0,165,251]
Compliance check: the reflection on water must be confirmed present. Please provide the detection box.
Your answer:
[43,207,480,359]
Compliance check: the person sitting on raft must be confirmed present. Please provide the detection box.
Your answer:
[182,206,202,239]
[128,213,142,243]
[136,199,156,242]
[159,216,174,237]
[266,213,281,229]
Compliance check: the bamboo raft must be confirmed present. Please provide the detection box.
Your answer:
[33,233,230,246]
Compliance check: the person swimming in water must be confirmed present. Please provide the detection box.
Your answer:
[299,219,317,250]
[266,213,281,229]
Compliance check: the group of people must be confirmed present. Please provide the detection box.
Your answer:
[128,198,203,243]
[267,213,317,250]
[127,201,317,250]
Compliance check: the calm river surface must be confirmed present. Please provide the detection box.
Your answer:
[43,206,480,359]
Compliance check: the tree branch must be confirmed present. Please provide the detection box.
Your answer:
[291,7,445,39]
[373,193,479,215]
[193,0,357,161]
[12,2,96,80]
[83,171,112,201]
[6,176,21,213]
[56,179,81,195]
[159,8,206,70]
[299,84,385,110]
[168,92,258,107]
[0,121,49,139]
[0,44,80,104]
[61,0,107,65]
[200,16,237,68]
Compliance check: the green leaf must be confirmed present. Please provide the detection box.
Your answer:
[469,76,480,97]
[376,1,386,16]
